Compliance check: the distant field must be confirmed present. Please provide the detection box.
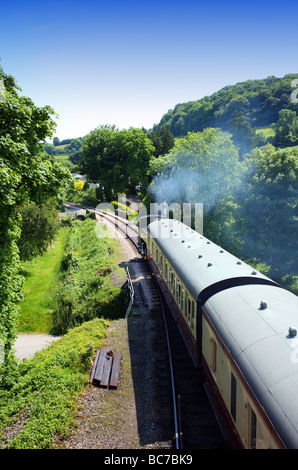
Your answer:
[55,144,69,151]
[255,126,275,138]
[52,144,74,167]
[54,153,72,164]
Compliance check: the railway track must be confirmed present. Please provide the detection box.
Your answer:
[159,293,229,449]
[64,202,140,247]
[64,202,229,449]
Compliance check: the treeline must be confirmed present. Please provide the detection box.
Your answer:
[158,74,298,154]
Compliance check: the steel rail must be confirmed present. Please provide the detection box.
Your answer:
[153,278,181,450]
[64,201,181,449]
[64,202,139,248]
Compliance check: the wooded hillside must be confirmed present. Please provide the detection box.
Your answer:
[157,74,298,146]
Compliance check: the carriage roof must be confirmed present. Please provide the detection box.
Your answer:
[148,218,298,448]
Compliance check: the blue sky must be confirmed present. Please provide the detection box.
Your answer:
[1,0,298,140]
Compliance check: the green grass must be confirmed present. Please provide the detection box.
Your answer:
[55,144,69,151]
[255,126,275,138]
[54,153,71,164]
[18,226,70,333]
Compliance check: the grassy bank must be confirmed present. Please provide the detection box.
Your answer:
[0,319,108,449]
[52,215,127,334]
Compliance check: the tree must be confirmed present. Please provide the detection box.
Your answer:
[236,145,298,281]
[148,128,241,240]
[66,138,82,153]
[228,110,257,156]
[43,142,56,156]
[79,125,154,200]
[0,66,71,385]
[156,74,298,136]
[112,128,155,195]
[273,109,298,147]
[17,201,60,261]
[79,124,117,185]
[53,136,60,146]
[148,125,174,157]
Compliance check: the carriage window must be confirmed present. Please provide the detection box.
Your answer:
[177,282,180,303]
[211,338,217,376]
[187,299,191,324]
[231,373,237,422]
[170,272,175,294]
[159,250,163,273]
[191,301,195,328]
[181,288,184,312]
[248,405,257,449]
[187,299,195,328]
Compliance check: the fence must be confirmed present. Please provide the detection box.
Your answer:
[125,267,134,318]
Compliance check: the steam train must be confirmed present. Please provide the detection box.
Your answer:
[140,218,298,449]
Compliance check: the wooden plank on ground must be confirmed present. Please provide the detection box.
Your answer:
[100,352,113,387]
[90,349,100,384]
[93,347,107,384]
[109,353,121,388]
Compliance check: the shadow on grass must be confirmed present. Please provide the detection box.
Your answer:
[19,268,33,278]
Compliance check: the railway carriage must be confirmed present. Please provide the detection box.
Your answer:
[146,218,298,449]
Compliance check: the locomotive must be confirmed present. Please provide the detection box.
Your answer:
[142,217,298,449]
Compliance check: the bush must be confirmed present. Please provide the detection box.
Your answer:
[73,180,85,191]
[65,187,99,207]
[110,201,138,219]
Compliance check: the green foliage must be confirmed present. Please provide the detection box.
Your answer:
[235,145,298,281]
[17,201,60,261]
[0,65,71,383]
[157,73,298,152]
[79,124,155,200]
[273,109,298,147]
[43,138,83,171]
[65,186,99,207]
[228,110,258,156]
[110,200,138,219]
[52,217,126,334]
[147,124,175,157]
[147,128,298,287]
[149,128,240,212]
[0,318,108,448]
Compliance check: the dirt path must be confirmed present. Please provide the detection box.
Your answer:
[14,334,61,360]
